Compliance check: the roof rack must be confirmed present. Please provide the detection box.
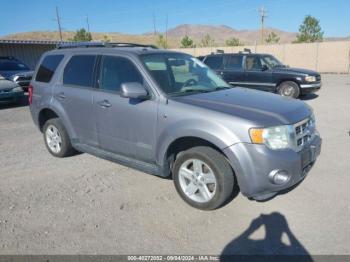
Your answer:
[239,48,252,54]
[56,42,158,49]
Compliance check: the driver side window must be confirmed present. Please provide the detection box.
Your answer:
[245,56,263,71]
[99,56,143,93]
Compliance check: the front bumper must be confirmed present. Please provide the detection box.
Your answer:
[0,89,25,101]
[300,82,322,94]
[223,134,322,200]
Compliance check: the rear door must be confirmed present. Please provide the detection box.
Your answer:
[93,55,157,162]
[57,54,98,146]
[219,54,245,86]
[243,55,274,91]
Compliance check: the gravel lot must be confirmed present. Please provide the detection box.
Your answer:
[0,74,350,256]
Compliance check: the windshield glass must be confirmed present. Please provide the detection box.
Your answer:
[261,55,284,68]
[0,60,29,71]
[140,53,230,96]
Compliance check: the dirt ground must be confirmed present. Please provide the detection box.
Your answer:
[0,74,350,255]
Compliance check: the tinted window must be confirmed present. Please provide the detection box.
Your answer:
[203,56,223,70]
[0,59,29,71]
[99,56,143,92]
[225,55,243,69]
[246,56,263,71]
[63,55,96,87]
[35,55,64,83]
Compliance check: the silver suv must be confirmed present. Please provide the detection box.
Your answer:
[29,42,322,210]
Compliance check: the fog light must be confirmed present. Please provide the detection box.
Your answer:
[269,170,291,185]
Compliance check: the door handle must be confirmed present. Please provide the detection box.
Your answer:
[98,100,111,108]
[57,92,66,99]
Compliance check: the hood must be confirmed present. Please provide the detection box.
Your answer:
[0,70,34,80]
[273,67,319,76]
[171,88,312,126]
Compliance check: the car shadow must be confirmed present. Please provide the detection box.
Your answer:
[220,212,312,261]
[0,95,28,110]
[300,93,319,101]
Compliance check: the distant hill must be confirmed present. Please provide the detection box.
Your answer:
[2,24,349,47]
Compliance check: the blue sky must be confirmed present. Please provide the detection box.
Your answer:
[0,0,349,37]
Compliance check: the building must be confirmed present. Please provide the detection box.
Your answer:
[0,40,70,69]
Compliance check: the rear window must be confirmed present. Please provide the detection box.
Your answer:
[225,55,243,69]
[63,55,97,87]
[35,55,64,83]
[203,56,223,70]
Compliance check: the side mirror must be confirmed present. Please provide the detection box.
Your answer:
[120,82,149,100]
[262,65,269,71]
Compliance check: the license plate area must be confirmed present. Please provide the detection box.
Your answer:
[301,143,320,169]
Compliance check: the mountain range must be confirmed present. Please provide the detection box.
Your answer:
[2,24,349,48]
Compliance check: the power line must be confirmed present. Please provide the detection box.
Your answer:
[55,6,63,41]
[259,6,267,45]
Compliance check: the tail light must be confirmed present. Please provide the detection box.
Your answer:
[28,84,33,105]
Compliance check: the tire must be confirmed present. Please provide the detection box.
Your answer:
[173,146,234,210]
[277,81,300,98]
[43,118,75,158]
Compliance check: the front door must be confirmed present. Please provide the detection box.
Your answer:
[93,55,158,162]
[244,55,274,92]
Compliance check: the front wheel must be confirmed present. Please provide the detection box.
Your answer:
[277,81,300,98]
[173,146,234,210]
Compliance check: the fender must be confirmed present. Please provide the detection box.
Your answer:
[156,118,241,166]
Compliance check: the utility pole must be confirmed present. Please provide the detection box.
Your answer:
[259,6,267,45]
[86,15,90,32]
[165,14,168,49]
[152,12,157,36]
[55,6,63,41]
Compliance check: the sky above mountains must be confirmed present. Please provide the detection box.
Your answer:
[1,0,349,37]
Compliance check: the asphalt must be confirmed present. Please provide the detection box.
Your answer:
[0,74,349,255]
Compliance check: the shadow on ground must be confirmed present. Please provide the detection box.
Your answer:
[220,212,312,261]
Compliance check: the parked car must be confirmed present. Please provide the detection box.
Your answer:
[200,50,321,98]
[29,42,321,210]
[0,56,33,92]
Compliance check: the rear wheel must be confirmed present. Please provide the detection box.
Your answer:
[278,81,300,98]
[173,146,234,210]
[43,118,75,158]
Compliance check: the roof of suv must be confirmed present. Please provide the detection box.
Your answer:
[45,46,181,56]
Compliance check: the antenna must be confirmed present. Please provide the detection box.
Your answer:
[152,12,157,36]
[55,6,63,41]
[259,6,267,45]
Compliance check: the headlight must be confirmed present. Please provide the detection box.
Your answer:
[250,125,294,150]
[305,76,316,82]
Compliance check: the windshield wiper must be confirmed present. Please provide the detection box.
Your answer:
[169,89,211,97]
[213,86,232,91]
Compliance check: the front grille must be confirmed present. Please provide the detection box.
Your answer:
[293,116,316,151]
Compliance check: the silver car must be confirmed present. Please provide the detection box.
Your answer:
[29,43,322,210]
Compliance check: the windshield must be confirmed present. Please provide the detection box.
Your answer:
[261,55,284,68]
[0,60,29,71]
[140,53,231,96]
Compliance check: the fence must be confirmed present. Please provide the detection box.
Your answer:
[171,41,350,74]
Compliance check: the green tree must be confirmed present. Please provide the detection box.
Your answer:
[180,35,195,48]
[103,35,111,43]
[71,28,92,42]
[156,34,167,48]
[265,32,280,44]
[225,37,243,46]
[296,15,324,43]
[200,34,215,47]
